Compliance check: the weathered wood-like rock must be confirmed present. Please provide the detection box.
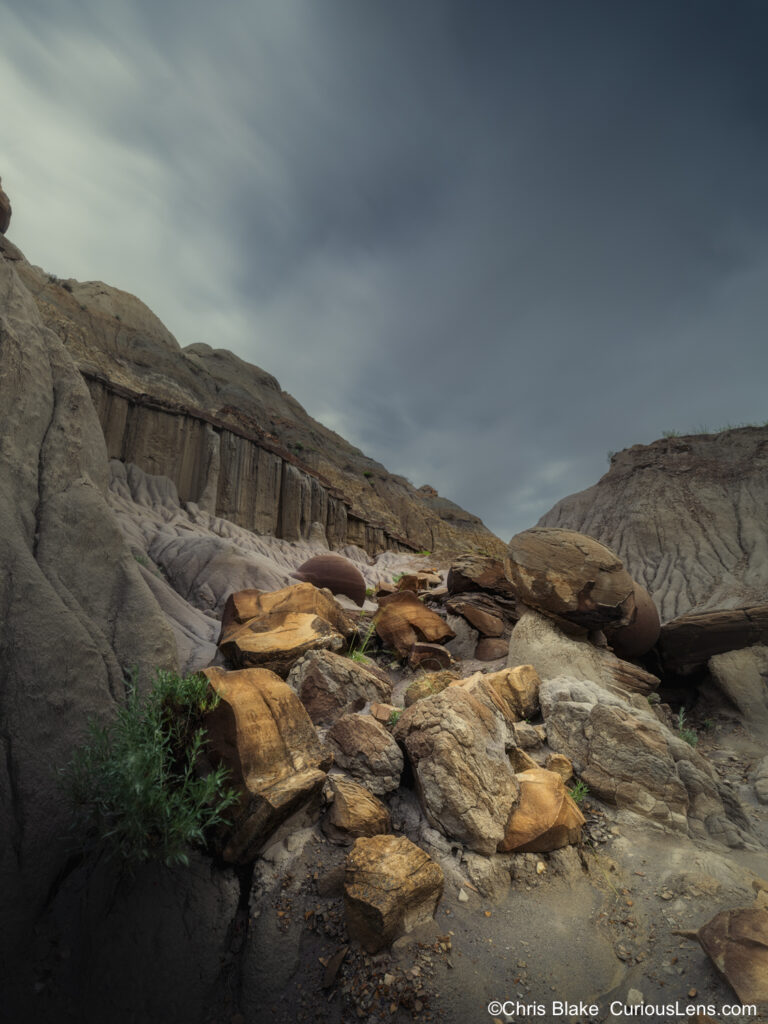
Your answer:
[286,649,391,726]
[658,604,768,673]
[500,768,585,853]
[447,553,517,599]
[218,582,354,676]
[373,591,455,658]
[327,713,403,795]
[0,178,11,234]
[455,665,542,722]
[408,641,453,670]
[393,679,520,854]
[445,597,504,636]
[404,670,460,707]
[291,553,367,606]
[505,527,636,632]
[686,907,768,1006]
[322,777,391,844]
[344,835,444,952]
[203,666,332,862]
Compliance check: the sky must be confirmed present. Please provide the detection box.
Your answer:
[2,0,768,540]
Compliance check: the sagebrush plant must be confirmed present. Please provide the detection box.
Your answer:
[568,780,589,806]
[676,708,698,747]
[64,670,239,868]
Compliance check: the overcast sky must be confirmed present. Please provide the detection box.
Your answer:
[3,0,767,540]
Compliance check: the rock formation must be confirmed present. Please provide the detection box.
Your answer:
[0,176,11,234]
[538,428,768,620]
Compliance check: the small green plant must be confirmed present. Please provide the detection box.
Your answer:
[64,670,238,868]
[362,470,373,478]
[391,572,405,584]
[676,708,698,747]
[387,709,402,727]
[365,586,375,598]
[662,429,680,438]
[702,718,715,732]
[347,618,377,664]
[568,780,589,806]
[416,549,431,557]
[132,552,149,568]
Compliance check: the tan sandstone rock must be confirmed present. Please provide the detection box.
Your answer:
[218,582,354,676]
[500,768,585,853]
[373,591,455,658]
[344,835,444,952]
[455,665,541,722]
[691,907,768,1005]
[286,649,392,726]
[203,666,332,862]
[322,776,391,844]
[505,526,637,633]
[327,713,403,795]
[393,679,520,854]
[545,753,575,783]
[404,670,460,708]
[447,553,517,599]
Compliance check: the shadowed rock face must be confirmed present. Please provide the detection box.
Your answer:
[538,429,768,621]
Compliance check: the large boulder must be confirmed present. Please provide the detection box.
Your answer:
[203,666,331,862]
[218,582,354,675]
[508,608,659,698]
[455,664,542,722]
[607,579,660,658]
[373,591,455,658]
[539,676,750,846]
[0,250,177,968]
[326,713,404,795]
[322,776,391,844]
[708,645,768,734]
[689,907,768,1006]
[286,648,392,726]
[505,527,637,633]
[393,678,520,854]
[291,553,367,606]
[446,553,517,600]
[404,669,460,707]
[658,605,768,674]
[344,835,444,953]
[500,768,585,853]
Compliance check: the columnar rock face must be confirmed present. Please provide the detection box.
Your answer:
[538,428,768,620]
[0,251,177,962]
[203,666,332,862]
[344,835,444,953]
[11,250,506,560]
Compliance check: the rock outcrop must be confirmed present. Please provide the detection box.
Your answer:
[538,428,768,620]
[9,248,506,560]
[0,248,177,966]
[0,177,11,234]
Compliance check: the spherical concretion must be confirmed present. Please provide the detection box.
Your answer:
[607,580,660,659]
[292,553,367,606]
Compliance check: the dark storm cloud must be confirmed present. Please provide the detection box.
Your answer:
[3,0,768,539]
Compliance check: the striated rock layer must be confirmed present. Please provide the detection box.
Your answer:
[10,248,505,560]
[538,428,768,621]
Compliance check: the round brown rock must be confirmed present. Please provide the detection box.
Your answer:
[505,527,636,632]
[607,580,660,658]
[0,177,11,235]
[291,553,366,606]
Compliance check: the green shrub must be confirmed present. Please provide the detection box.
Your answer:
[387,709,402,727]
[568,780,589,806]
[346,618,377,664]
[64,670,238,868]
[676,708,698,747]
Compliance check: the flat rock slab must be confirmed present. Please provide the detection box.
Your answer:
[344,835,444,953]
[658,605,768,673]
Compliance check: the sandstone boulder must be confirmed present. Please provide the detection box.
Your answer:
[508,608,659,698]
[475,636,509,661]
[500,768,585,853]
[218,582,354,676]
[322,776,391,844]
[0,177,11,234]
[658,605,768,674]
[505,527,636,633]
[690,907,768,1005]
[445,597,504,636]
[455,665,542,722]
[327,713,403,795]
[607,579,660,659]
[393,680,520,854]
[286,649,392,726]
[373,591,455,658]
[708,645,768,733]
[446,553,517,600]
[344,835,444,953]
[291,553,367,606]
[539,676,750,845]
[203,666,331,862]
[404,670,460,708]
[545,753,575,783]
